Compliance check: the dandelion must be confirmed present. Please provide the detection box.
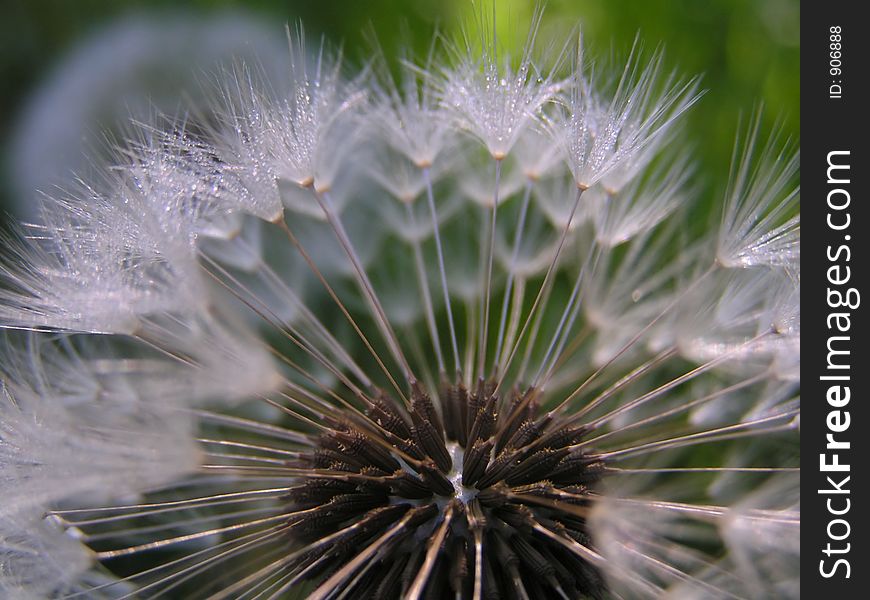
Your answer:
[0,12,798,600]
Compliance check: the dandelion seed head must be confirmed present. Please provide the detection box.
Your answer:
[0,10,798,599]
[278,380,606,598]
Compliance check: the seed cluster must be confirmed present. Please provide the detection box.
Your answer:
[287,381,606,599]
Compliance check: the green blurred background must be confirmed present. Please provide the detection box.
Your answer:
[0,0,798,220]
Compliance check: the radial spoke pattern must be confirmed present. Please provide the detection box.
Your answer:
[0,9,799,600]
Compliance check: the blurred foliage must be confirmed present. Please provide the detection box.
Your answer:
[1,0,798,219]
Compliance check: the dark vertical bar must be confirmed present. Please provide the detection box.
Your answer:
[804,2,867,596]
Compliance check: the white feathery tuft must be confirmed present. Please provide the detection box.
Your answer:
[555,40,700,190]
[0,171,206,334]
[369,45,453,169]
[592,152,691,247]
[212,25,366,195]
[438,7,563,160]
[717,114,800,269]
[0,340,200,520]
[0,513,94,599]
[718,474,800,598]
[130,310,283,406]
[676,268,794,374]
